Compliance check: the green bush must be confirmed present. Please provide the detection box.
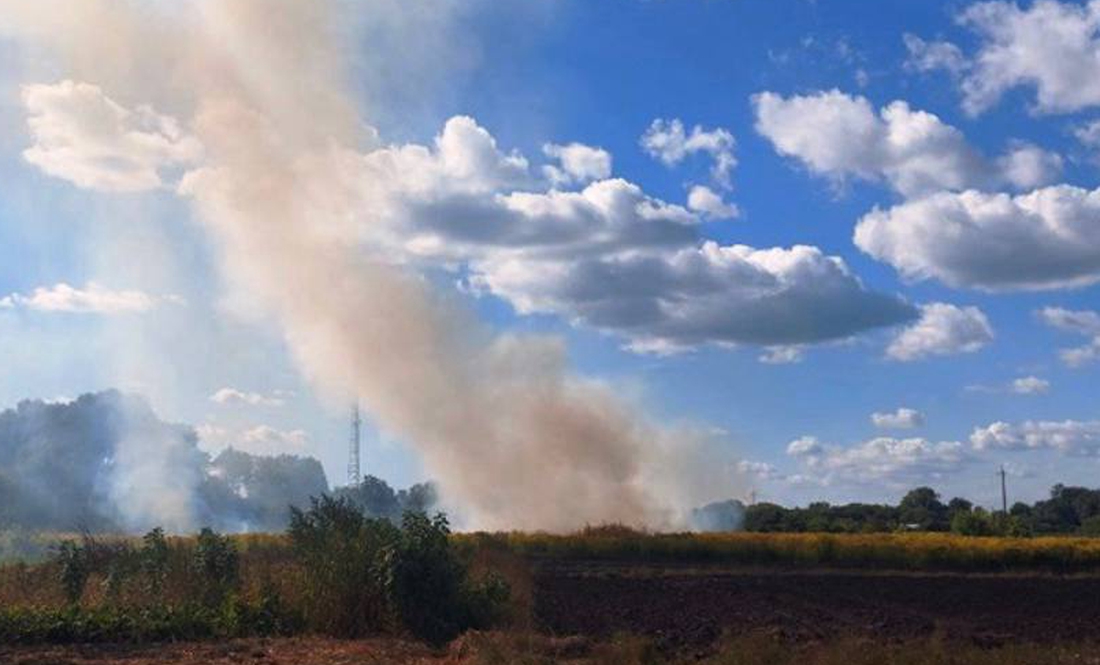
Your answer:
[192,527,239,607]
[55,540,90,604]
[288,495,400,636]
[288,497,509,644]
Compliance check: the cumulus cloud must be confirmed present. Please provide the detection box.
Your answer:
[952,0,1100,115]
[542,142,612,186]
[871,407,925,429]
[903,33,967,76]
[196,423,311,456]
[686,185,739,220]
[0,282,173,313]
[787,435,824,459]
[753,89,1061,197]
[758,346,803,365]
[886,303,993,361]
[788,433,969,484]
[971,419,1100,455]
[13,84,916,355]
[1037,307,1100,367]
[1011,376,1051,394]
[640,118,737,188]
[1075,119,1100,152]
[21,80,202,192]
[352,117,916,352]
[855,186,1100,291]
[209,388,287,407]
[737,460,782,481]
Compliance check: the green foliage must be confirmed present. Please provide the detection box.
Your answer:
[288,495,399,637]
[288,497,509,644]
[139,527,169,595]
[55,541,89,604]
[192,527,239,607]
[951,508,993,536]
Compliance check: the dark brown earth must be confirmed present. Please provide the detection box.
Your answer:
[532,561,1100,651]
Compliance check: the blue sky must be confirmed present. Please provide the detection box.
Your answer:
[1,0,1099,516]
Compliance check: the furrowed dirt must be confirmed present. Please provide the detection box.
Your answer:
[532,561,1100,651]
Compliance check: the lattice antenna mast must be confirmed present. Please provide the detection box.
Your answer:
[348,404,361,486]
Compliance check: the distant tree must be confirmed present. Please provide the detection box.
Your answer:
[951,507,992,536]
[743,503,788,532]
[899,487,948,531]
[1081,515,1100,537]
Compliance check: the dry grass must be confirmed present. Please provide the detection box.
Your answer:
[456,529,1100,573]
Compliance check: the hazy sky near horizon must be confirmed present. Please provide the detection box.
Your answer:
[1,0,1099,512]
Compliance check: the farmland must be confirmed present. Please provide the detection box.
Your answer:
[6,521,1100,663]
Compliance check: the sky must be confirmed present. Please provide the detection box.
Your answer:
[0,0,1099,514]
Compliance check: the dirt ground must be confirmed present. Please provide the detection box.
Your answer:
[0,638,444,665]
[532,561,1100,651]
[8,564,1100,663]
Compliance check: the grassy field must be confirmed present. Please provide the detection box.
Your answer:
[7,524,1100,660]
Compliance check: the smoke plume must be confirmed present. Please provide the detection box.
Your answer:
[0,0,735,531]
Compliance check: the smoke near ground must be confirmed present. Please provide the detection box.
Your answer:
[0,391,331,533]
[0,1,737,531]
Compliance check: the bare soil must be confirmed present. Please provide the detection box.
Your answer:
[532,561,1100,651]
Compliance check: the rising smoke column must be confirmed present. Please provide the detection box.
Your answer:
[0,0,734,531]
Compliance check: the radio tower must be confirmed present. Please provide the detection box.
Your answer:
[348,404,361,486]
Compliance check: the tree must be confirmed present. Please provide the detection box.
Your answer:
[899,487,948,531]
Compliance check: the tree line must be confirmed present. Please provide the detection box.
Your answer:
[741,485,1100,536]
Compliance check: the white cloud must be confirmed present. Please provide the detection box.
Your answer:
[0,282,173,313]
[353,116,916,352]
[196,423,311,456]
[26,96,914,355]
[971,419,1100,456]
[758,346,803,365]
[687,185,740,220]
[953,0,1100,115]
[887,303,993,362]
[737,460,782,481]
[1037,307,1100,367]
[640,118,737,188]
[1038,307,1100,335]
[1011,376,1051,395]
[788,434,969,484]
[542,142,612,186]
[787,435,824,459]
[1074,119,1100,152]
[855,186,1100,291]
[903,33,967,76]
[21,80,202,192]
[209,387,286,407]
[996,143,1065,190]
[753,90,1061,197]
[871,407,925,429]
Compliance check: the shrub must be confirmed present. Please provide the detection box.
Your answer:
[288,495,399,637]
[288,497,510,644]
[55,541,89,604]
[140,527,169,595]
[192,527,239,607]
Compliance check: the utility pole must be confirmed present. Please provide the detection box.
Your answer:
[348,404,361,487]
[999,464,1008,514]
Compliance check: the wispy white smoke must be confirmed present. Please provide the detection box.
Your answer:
[0,0,736,531]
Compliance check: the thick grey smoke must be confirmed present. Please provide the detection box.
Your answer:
[0,0,736,531]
